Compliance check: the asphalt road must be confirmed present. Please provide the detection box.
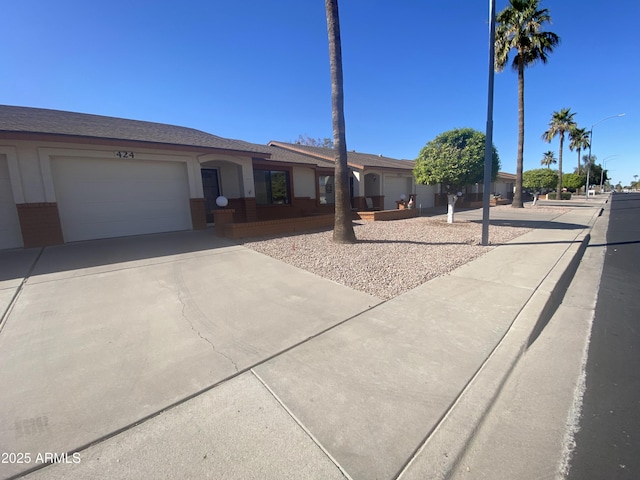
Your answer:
[567,192,640,480]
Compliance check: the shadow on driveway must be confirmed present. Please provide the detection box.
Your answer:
[0,228,235,283]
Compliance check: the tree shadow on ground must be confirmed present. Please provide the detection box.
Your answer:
[468,219,586,230]
[356,239,474,246]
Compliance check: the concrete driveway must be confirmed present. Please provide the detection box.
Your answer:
[0,229,380,479]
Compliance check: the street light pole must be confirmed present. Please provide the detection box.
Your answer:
[481,0,496,246]
[586,113,625,200]
[600,155,617,192]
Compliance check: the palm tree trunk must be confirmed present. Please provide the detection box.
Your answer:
[325,0,356,243]
[557,135,564,199]
[577,148,581,174]
[512,58,525,208]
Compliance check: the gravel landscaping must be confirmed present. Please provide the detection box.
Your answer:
[241,211,543,300]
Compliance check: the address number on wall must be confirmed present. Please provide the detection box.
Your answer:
[115,151,135,158]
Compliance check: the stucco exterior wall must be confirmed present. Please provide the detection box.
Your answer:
[364,172,381,196]
[198,154,255,200]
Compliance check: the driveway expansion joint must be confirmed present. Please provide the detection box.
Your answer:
[251,368,354,480]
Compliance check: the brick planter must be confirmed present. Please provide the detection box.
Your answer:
[354,208,419,222]
[214,209,236,236]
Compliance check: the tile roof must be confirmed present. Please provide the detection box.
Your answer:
[496,171,516,180]
[0,105,271,156]
[268,141,415,171]
[218,139,335,167]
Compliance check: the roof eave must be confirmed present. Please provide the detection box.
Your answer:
[0,131,272,158]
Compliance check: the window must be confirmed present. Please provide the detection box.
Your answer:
[254,169,291,205]
[318,175,335,204]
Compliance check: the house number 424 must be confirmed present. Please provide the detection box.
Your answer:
[115,151,135,158]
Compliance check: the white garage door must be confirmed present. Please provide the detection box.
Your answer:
[0,156,23,250]
[383,176,412,210]
[52,157,192,242]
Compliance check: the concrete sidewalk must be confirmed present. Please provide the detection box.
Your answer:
[1,197,608,480]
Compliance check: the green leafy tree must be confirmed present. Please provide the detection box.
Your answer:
[541,150,557,169]
[325,0,355,243]
[523,168,557,205]
[523,168,558,191]
[569,127,590,174]
[588,164,605,188]
[580,154,604,189]
[495,0,560,208]
[294,134,334,148]
[543,108,577,198]
[414,128,499,223]
[562,172,584,192]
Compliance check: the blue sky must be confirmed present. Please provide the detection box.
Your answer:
[2,1,638,186]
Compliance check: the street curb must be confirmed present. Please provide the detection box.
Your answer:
[398,228,594,480]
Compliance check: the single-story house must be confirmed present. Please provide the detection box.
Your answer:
[268,141,437,211]
[0,105,352,249]
[1,105,510,250]
[1,105,436,250]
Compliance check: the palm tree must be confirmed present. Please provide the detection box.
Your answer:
[495,0,560,208]
[569,127,590,174]
[541,150,557,169]
[325,0,355,243]
[543,108,577,198]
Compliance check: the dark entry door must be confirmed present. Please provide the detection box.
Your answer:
[201,169,220,223]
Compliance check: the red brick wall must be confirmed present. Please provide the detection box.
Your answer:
[355,208,419,222]
[256,204,298,221]
[189,198,206,230]
[213,209,236,236]
[243,197,257,222]
[352,196,367,210]
[370,195,385,209]
[16,203,64,248]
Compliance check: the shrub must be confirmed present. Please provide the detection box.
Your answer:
[547,192,572,200]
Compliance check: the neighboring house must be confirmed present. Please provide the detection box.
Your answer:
[268,141,437,211]
[426,171,516,207]
[492,172,516,199]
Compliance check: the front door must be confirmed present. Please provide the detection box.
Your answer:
[201,169,220,223]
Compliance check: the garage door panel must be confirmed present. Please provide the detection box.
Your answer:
[63,216,191,241]
[61,199,186,223]
[0,156,23,249]
[384,176,411,210]
[60,179,188,201]
[52,157,191,242]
